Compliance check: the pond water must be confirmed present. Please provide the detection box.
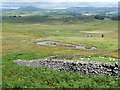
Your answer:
[37,40,97,50]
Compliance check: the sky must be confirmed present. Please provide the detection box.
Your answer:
[1,0,119,2]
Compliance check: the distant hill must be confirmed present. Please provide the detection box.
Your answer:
[2,8,16,11]
[66,7,118,12]
[18,6,44,11]
[2,6,44,11]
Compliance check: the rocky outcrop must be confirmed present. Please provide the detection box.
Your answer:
[13,59,119,76]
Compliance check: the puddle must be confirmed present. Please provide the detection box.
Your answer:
[37,40,97,50]
[37,41,56,46]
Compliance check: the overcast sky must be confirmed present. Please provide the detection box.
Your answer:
[1,0,119,2]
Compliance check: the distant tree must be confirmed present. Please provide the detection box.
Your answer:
[111,16,120,21]
[12,16,17,18]
[63,19,68,23]
[18,15,21,17]
[94,15,105,20]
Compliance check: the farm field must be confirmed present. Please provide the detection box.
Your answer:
[1,3,119,88]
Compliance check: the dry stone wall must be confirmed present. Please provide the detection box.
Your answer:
[14,59,119,76]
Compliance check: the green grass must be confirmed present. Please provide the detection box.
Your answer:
[3,64,118,88]
[2,53,119,88]
[2,52,53,63]
[2,11,119,88]
[53,55,118,62]
[2,19,118,57]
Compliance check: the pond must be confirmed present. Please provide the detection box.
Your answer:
[37,40,97,50]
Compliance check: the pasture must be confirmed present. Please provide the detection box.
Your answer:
[2,11,119,88]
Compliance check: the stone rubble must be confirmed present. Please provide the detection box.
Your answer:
[13,59,119,76]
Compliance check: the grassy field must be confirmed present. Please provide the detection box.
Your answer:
[2,18,118,56]
[2,53,119,88]
[2,12,119,88]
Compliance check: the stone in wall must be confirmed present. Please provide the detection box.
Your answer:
[13,59,119,76]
